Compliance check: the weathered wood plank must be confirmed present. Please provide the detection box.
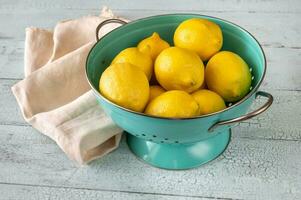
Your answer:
[1,78,300,141]
[0,125,77,185]
[0,183,217,200]
[0,124,300,199]
[233,89,301,141]
[0,10,300,48]
[0,0,300,13]
[0,79,24,126]
[0,40,24,80]
[64,136,301,200]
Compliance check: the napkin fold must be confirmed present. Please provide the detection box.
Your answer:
[11,7,125,165]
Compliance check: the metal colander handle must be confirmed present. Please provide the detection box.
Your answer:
[208,91,273,132]
[96,19,128,41]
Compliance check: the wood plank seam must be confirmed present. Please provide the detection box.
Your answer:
[1,6,300,14]
[67,8,301,14]
[232,135,301,142]
[111,8,301,14]
[0,182,242,200]
[0,122,30,127]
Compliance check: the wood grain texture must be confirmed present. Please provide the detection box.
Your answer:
[233,89,301,141]
[0,79,24,126]
[0,183,218,200]
[0,40,24,80]
[0,125,300,200]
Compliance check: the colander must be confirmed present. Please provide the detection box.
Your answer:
[86,14,273,170]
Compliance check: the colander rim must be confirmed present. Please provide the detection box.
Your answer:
[85,13,267,120]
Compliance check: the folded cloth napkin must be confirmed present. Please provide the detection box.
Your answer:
[11,7,125,165]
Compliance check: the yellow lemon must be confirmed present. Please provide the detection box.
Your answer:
[199,79,207,89]
[99,63,149,112]
[155,47,204,93]
[137,32,170,60]
[206,51,252,102]
[145,90,199,118]
[149,85,165,102]
[111,47,153,80]
[174,18,223,61]
[192,89,226,115]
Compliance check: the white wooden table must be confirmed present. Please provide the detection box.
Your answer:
[1,0,301,199]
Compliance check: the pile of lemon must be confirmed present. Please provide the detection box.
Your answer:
[99,18,252,118]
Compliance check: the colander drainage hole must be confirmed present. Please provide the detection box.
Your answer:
[164,138,168,140]
[142,134,146,136]
[249,68,253,72]
[153,135,157,138]
[160,141,164,143]
[175,141,179,143]
[149,139,153,141]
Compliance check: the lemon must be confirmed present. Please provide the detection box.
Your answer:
[111,47,153,80]
[199,79,207,89]
[99,63,149,112]
[145,90,199,118]
[155,47,204,93]
[206,51,252,102]
[138,32,170,60]
[192,89,226,115]
[149,85,165,102]
[174,18,223,61]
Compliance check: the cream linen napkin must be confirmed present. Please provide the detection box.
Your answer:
[11,7,126,165]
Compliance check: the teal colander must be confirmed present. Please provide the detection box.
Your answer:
[86,14,273,170]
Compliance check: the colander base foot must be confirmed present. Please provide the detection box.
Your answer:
[126,130,231,170]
